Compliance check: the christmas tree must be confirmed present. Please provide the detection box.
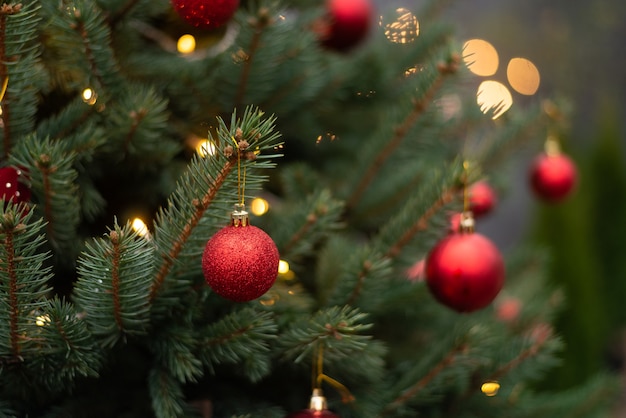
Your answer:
[0,0,618,417]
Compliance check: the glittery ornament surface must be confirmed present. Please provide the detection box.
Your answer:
[425,232,504,312]
[171,0,239,29]
[202,225,279,302]
[285,410,341,418]
[0,166,30,204]
[530,153,577,202]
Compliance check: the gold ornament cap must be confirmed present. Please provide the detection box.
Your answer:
[459,211,475,233]
[230,203,249,227]
[309,389,328,411]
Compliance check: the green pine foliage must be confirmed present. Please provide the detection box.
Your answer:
[0,0,617,417]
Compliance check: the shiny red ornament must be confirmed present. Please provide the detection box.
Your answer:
[316,0,373,52]
[469,180,496,217]
[425,231,504,312]
[529,152,577,202]
[0,166,30,204]
[202,224,279,302]
[171,0,239,29]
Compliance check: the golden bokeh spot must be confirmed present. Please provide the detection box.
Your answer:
[177,34,196,54]
[250,197,269,216]
[507,57,540,95]
[196,139,216,157]
[278,260,290,275]
[132,218,149,237]
[481,381,501,397]
[477,80,513,120]
[82,88,97,105]
[383,8,420,44]
[463,39,499,76]
[36,315,50,327]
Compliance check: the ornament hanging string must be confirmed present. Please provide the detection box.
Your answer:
[311,342,355,403]
[232,135,247,206]
[462,160,470,213]
[0,76,8,103]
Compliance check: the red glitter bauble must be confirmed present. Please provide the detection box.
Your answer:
[530,152,577,202]
[171,0,239,29]
[469,180,496,217]
[316,0,373,52]
[286,410,341,418]
[0,166,30,204]
[425,232,504,312]
[202,225,279,302]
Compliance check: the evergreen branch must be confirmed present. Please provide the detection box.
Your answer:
[10,136,81,255]
[0,202,51,362]
[107,0,141,28]
[149,159,234,301]
[346,58,459,211]
[380,343,467,417]
[234,8,273,109]
[487,323,553,383]
[198,307,277,382]
[0,4,17,158]
[75,221,153,346]
[384,187,456,259]
[5,213,21,358]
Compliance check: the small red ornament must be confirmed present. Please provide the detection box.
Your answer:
[425,214,504,312]
[469,180,496,217]
[315,0,373,52]
[202,207,279,302]
[529,152,577,202]
[171,0,239,29]
[0,166,30,204]
[286,390,341,418]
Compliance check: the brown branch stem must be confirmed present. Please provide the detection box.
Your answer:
[234,11,272,109]
[5,220,19,357]
[110,231,124,331]
[380,344,466,417]
[36,156,56,243]
[384,188,457,259]
[346,68,450,211]
[149,160,235,301]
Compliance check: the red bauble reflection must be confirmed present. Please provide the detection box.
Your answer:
[425,232,504,312]
[529,153,577,202]
[316,0,373,52]
[469,180,496,217]
[202,224,279,302]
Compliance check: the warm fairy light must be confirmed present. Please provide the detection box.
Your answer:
[382,8,420,44]
[476,80,513,120]
[481,381,501,396]
[132,218,149,237]
[506,57,540,95]
[463,39,499,77]
[315,132,337,145]
[36,315,50,327]
[82,88,97,105]
[196,139,216,157]
[177,34,196,54]
[278,260,290,275]
[250,197,269,216]
[259,295,278,306]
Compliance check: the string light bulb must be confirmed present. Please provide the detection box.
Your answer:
[36,315,50,327]
[250,197,269,216]
[177,34,196,54]
[278,260,290,275]
[481,381,500,397]
[132,218,150,238]
[82,87,97,105]
[196,139,216,157]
